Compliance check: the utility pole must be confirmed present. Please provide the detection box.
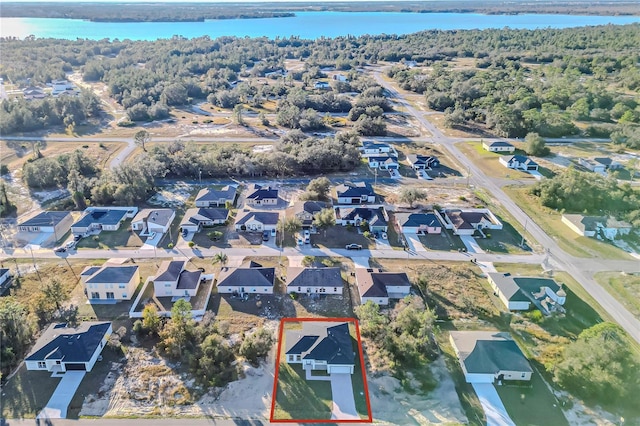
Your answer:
[520,217,528,248]
[374,167,378,188]
[198,169,202,186]
[466,166,471,187]
[29,246,42,283]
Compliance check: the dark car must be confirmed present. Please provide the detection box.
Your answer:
[53,247,66,253]
[262,230,270,241]
[182,229,188,238]
[345,244,363,250]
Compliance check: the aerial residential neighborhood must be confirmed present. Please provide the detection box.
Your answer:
[1,3,640,426]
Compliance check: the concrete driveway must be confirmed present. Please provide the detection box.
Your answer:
[460,235,485,254]
[38,371,86,419]
[471,383,515,426]
[329,373,359,420]
[404,233,427,253]
[350,256,370,269]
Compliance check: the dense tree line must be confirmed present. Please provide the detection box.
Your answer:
[22,149,97,190]
[2,24,638,132]
[530,168,640,226]
[0,90,102,134]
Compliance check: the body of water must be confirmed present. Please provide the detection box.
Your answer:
[1,11,639,40]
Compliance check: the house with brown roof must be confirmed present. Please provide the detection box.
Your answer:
[355,268,411,305]
[436,208,502,236]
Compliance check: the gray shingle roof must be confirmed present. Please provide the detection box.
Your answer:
[176,270,202,290]
[181,208,229,226]
[396,212,441,228]
[246,184,278,200]
[444,209,494,230]
[26,322,111,364]
[19,211,71,227]
[235,211,280,226]
[303,323,354,365]
[287,267,343,288]
[217,265,275,288]
[450,331,532,375]
[86,265,138,284]
[488,141,514,148]
[335,207,387,227]
[488,273,530,302]
[73,209,128,228]
[155,260,185,282]
[195,185,237,202]
[335,181,374,198]
[132,209,175,227]
[286,335,319,355]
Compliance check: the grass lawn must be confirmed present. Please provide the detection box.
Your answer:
[76,220,144,250]
[311,225,373,249]
[1,365,60,419]
[594,271,640,320]
[419,230,466,251]
[272,363,333,420]
[504,186,633,260]
[497,370,568,426]
[457,141,535,180]
[475,224,530,254]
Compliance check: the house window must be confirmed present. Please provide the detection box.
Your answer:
[165,283,172,287]
[295,355,301,361]
[37,361,46,368]
[119,284,125,289]
[298,287,301,292]
[106,292,115,299]
[521,373,526,378]
[122,294,127,299]
[91,292,100,299]
[334,287,337,292]
[56,360,61,365]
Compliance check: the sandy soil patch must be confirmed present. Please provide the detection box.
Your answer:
[147,183,194,208]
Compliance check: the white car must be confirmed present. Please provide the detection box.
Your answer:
[381,232,388,240]
[271,228,277,237]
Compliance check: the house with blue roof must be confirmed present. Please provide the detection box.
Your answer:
[17,211,73,246]
[71,207,138,236]
[81,263,140,302]
[285,322,355,376]
[25,322,112,372]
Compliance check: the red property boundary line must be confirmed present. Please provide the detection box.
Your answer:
[269,317,373,423]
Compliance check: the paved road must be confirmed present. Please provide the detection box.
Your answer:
[374,71,640,344]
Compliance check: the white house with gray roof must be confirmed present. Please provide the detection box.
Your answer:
[234,210,280,231]
[195,185,237,207]
[245,184,279,206]
[81,263,140,302]
[216,261,275,294]
[72,207,137,236]
[181,208,230,233]
[482,141,515,153]
[131,208,175,236]
[153,260,202,298]
[450,331,532,383]
[286,267,343,295]
[486,272,531,311]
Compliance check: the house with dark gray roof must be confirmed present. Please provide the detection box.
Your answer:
[234,210,280,231]
[216,261,275,294]
[286,267,343,295]
[131,208,176,235]
[499,154,538,171]
[25,322,112,372]
[482,141,515,153]
[293,201,330,229]
[71,207,137,236]
[195,185,237,207]
[395,212,442,234]
[335,182,376,204]
[245,184,279,206]
[153,259,202,298]
[406,154,440,170]
[367,154,399,170]
[335,207,388,232]
[449,331,532,383]
[180,208,230,233]
[361,141,393,156]
[355,269,411,305]
[81,263,140,302]
[17,211,74,246]
[486,273,531,311]
[285,322,355,375]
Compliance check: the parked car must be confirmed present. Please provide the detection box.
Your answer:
[271,228,277,237]
[345,244,363,250]
[262,230,270,241]
[297,235,304,246]
[149,232,157,239]
[182,229,188,238]
[53,247,66,253]
[65,241,76,249]
[73,234,82,242]
[381,232,388,240]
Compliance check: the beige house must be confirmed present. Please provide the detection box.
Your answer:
[81,264,140,302]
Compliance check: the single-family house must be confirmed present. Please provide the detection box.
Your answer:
[335,207,388,232]
[285,322,355,375]
[180,208,230,233]
[216,261,275,294]
[264,69,287,78]
[335,182,376,204]
[486,273,531,311]
[195,185,237,207]
[71,207,137,236]
[406,154,440,170]
[395,212,442,234]
[25,322,112,372]
[449,331,533,384]
[367,154,399,170]
[499,155,539,171]
[18,211,73,238]
[51,80,77,97]
[333,74,348,82]
[355,269,411,305]
[482,141,515,153]
[561,214,632,240]
[245,184,279,206]
[513,277,567,315]
[579,157,623,174]
[131,209,175,236]
[22,86,46,100]
[234,210,279,232]
[293,201,330,229]
[82,264,140,302]
[361,141,392,156]
[286,267,343,295]
[594,157,623,170]
[0,268,12,295]
[314,81,331,90]
[152,260,203,298]
[437,208,503,236]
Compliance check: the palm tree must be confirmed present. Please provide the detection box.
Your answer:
[213,252,228,266]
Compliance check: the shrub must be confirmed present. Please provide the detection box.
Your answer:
[167,243,174,248]
[188,241,195,248]
[117,120,135,127]
[239,328,274,366]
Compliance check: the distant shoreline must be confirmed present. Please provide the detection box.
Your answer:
[2,1,639,22]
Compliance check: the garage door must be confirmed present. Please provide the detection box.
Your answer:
[65,363,86,371]
[329,365,352,374]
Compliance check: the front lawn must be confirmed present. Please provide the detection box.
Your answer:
[497,370,569,426]
[595,271,640,321]
[419,230,466,251]
[310,225,373,249]
[272,363,333,420]
[76,220,143,249]
[1,365,60,419]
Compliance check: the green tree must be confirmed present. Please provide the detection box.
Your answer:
[306,177,331,200]
[278,216,302,235]
[142,304,161,335]
[41,278,66,311]
[313,207,336,236]
[399,187,427,208]
[233,104,245,126]
[134,129,150,152]
[239,327,274,366]
[159,299,195,358]
[0,298,34,376]
[213,252,228,266]
[524,132,549,156]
